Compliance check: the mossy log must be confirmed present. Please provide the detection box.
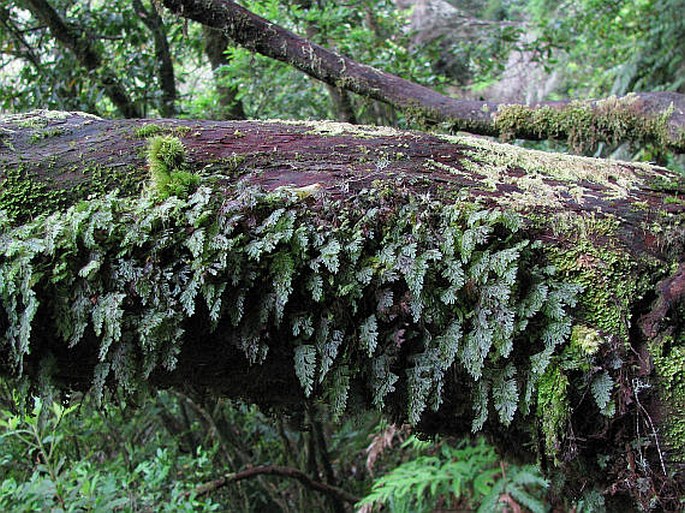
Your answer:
[1,111,685,510]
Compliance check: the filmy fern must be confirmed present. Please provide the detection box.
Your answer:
[0,184,580,433]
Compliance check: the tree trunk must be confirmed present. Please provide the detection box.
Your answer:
[132,0,177,117]
[202,26,246,120]
[0,111,684,510]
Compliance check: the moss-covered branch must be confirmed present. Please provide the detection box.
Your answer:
[162,0,685,153]
[1,112,684,509]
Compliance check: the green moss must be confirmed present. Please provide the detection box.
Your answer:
[0,166,68,222]
[134,123,191,139]
[537,365,569,463]
[85,164,146,199]
[651,340,685,463]
[15,117,48,129]
[570,325,602,356]
[29,127,65,144]
[546,215,640,340]
[203,155,246,178]
[147,135,199,199]
[0,161,145,225]
[134,123,165,138]
[494,95,682,153]
[560,325,604,373]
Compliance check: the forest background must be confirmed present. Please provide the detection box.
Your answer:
[0,0,683,511]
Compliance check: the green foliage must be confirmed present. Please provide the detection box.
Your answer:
[206,0,447,124]
[529,0,685,97]
[0,395,219,511]
[357,436,548,513]
[590,371,615,417]
[0,183,579,431]
[0,0,187,116]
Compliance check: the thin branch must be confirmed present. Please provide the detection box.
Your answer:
[0,7,42,70]
[192,464,360,504]
[132,0,177,116]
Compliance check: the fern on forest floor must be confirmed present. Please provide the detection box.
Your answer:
[357,436,548,513]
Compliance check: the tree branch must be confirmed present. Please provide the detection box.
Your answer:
[24,0,142,118]
[2,112,684,510]
[132,0,177,117]
[162,0,685,152]
[192,464,360,504]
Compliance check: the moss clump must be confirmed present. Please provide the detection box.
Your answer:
[651,340,685,464]
[147,136,199,199]
[537,365,569,463]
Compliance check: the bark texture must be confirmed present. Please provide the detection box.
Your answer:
[1,111,684,510]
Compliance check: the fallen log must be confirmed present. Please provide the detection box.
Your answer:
[0,111,683,509]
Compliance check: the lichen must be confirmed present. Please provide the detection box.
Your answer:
[434,132,677,211]
[1,110,99,128]
[261,118,405,139]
